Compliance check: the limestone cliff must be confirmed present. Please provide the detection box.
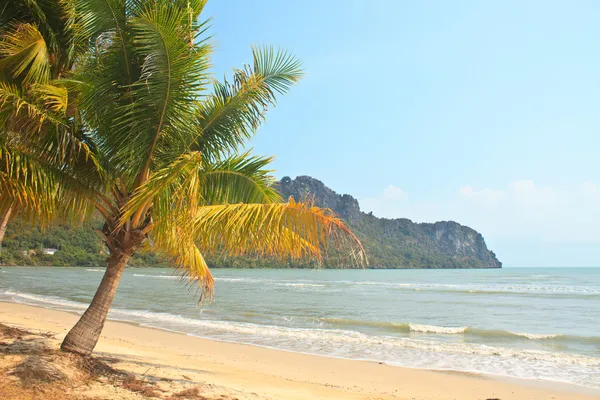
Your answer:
[277,176,501,269]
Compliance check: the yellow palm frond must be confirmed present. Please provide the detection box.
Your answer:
[30,83,69,113]
[152,225,214,300]
[0,23,51,84]
[0,82,66,133]
[190,198,366,264]
[147,198,366,297]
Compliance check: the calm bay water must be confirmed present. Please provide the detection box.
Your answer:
[1,267,599,388]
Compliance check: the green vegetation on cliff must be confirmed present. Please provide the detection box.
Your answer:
[0,176,501,269]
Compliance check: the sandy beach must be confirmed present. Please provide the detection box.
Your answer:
[0,301,598,400]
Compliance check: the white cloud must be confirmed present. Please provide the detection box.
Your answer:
[361,180,600,243]
[382,185,408,201]
[361,180,600,267]
[580,181,599,195]
[458,186,504,207]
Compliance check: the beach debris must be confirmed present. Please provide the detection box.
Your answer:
[168,387,208,399]
[0,323,29,339]
[122,374,163,397]
[13,355,69,383]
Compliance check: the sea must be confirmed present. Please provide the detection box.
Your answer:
[1,267,599,389]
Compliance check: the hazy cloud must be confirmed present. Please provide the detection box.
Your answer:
[361,180,600,244]
[382,185,408,201]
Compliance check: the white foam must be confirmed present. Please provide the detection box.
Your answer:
[86,269,104,272]
[335,280,600,295]
[3,290,87,310]
[94,309,600,370]
[409,324,468,334]
[133,274,179,280]
[513,332,561,340]
[214,277,263,283]
[280,283,326,287]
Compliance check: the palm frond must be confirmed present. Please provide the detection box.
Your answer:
[194,46,303,160]
[188,198,366,266]
[0,82,65,132]
[152,225,214,300]
[0,23,50,84]
[72,0,129,69]
[30,82,68,113]
[118,151,204,228]
[197,151,281,205]
[0,136,96,226]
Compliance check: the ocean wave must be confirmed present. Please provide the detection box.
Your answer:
[332,280,600,296]
[409,323,467,334]
[212,277,326,288]
[105,311,600,368]
[85,269,104,272]
[214,277,263,283]
[513,332,561,340]
[279,283,326,288]
[318,317,598,343]
[2,290,87,310]
[132,274,179,280]
[2,289,599,388]
[7,293,600,369]
[196,276,600,297]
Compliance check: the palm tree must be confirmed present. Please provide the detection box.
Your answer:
[0,0,90,250]
[2,0,366,356]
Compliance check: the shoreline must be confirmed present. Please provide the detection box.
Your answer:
[0,265,503,270]
[1,301,598,399]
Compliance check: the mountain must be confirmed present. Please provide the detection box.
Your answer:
[276,176,501,269]
[0,176,501,269]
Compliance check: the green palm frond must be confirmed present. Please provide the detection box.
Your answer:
[197,151,281,205]
[123,3,211,180]
[0,81,100,176]
[119,151,204,228]
[194,46,303,159]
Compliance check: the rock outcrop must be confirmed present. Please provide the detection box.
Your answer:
[278,176,501,269]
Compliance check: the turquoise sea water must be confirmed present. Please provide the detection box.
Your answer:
[1,267,599,388]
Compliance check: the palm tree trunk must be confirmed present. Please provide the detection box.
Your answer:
[0,204,14,265]
[0,203,14,248]
[60,250,131,355]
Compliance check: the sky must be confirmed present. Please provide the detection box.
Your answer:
[203,1,600,267]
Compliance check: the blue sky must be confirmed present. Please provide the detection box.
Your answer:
[203,1,600,267]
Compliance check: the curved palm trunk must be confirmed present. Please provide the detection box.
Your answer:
[60,250,131,355]
[0,203,14,248]
[0,204,14,265]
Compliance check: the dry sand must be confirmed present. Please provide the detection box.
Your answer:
[1,301,598,400]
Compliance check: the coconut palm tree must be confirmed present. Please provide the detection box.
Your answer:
[0,0,92,251]
[2,0,366,356]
